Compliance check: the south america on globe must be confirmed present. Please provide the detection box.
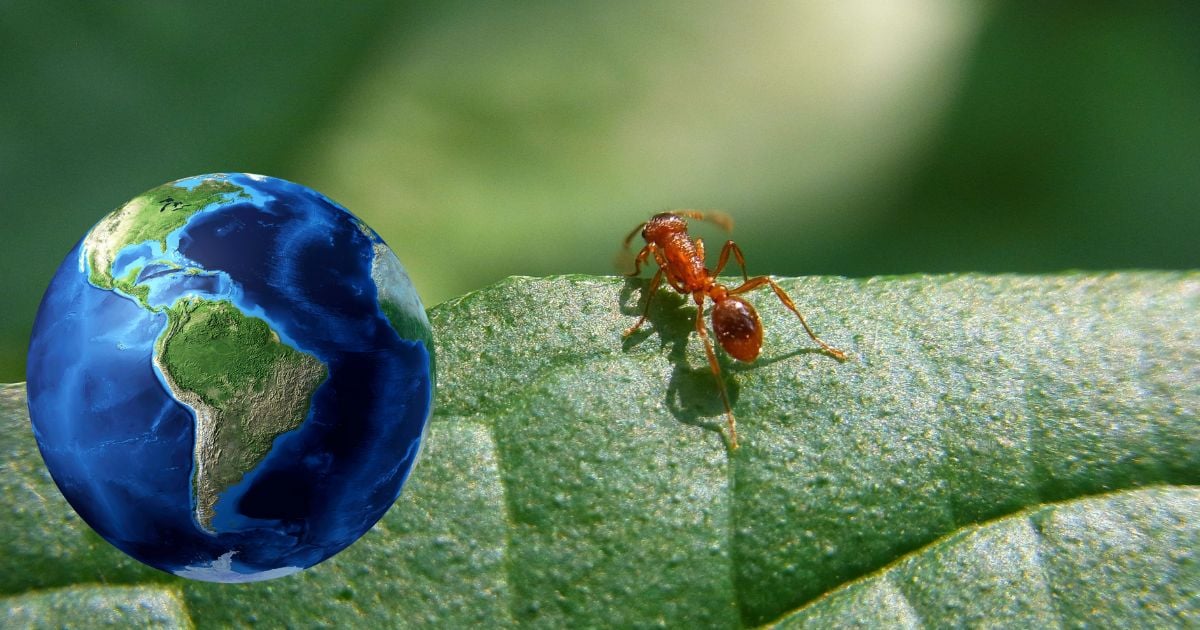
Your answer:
[26,174,435,583]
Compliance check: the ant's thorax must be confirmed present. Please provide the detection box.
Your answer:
[657,233,708,291]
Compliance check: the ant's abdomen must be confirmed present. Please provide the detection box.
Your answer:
[712,297,762,362]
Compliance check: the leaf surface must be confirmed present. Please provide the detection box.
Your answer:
[1,272,1197,627]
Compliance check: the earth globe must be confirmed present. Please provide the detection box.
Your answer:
[26,173,435,583]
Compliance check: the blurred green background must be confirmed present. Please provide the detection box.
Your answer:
[2,2,1197,383]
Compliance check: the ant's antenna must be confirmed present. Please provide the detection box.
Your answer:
[621,222,648,251]
[667,210,734,233]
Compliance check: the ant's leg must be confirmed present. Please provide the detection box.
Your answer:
[694,298,739,449]
[730,277,848,361]
[626,244,653,277]
[652,249,687,293]
[713,240,750,282]
[623,267,664,337]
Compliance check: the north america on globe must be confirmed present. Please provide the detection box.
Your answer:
[26,173,435,582]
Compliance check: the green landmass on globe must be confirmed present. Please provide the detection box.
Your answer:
[84,179,246,291]
[80,179,422,533]
[156,298,327,532]
[112,265,152,307]
[81,176,327,532]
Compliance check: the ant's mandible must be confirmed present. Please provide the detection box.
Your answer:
[622,210,847,449]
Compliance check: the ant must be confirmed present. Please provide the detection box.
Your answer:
[622,210,847,449]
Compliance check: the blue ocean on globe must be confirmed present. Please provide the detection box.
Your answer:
[26,173,435,583]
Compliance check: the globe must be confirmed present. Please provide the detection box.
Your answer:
[26,174,435,583]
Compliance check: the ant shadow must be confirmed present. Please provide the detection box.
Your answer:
[619,277,829,449]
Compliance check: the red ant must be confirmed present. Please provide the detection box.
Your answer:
[622,210,847,449]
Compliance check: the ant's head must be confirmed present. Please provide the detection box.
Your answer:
[641,212,688,243]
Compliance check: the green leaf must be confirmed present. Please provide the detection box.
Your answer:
[2,272,1197,627]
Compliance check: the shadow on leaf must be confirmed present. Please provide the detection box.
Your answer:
[619,276,740,447]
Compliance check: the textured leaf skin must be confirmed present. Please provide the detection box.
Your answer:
[2,585,191,629]
[2,272,1197,627]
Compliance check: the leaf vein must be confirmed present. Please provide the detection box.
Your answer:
[771,484,1200,625]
